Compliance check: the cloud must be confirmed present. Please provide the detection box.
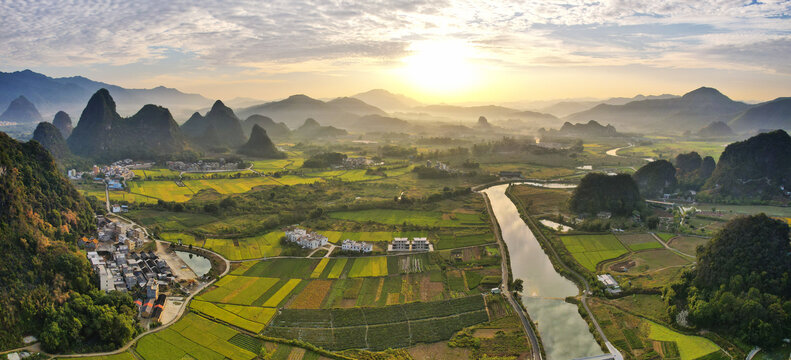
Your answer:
[0,0,790,75]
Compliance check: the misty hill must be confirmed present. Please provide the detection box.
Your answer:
[238,124,286,158]
[566,87,751,132]
[52,111,72,138]
[293,118,348,138]
[414,104,519,119]
[352,114,411,133]
[32,122,70,159]
[327,97,387,116]
[238,94,362,128]
[352,89,422,111]
[540,120,620,138]
[569,173,642,215]
[0,95,43,124]
[68,89,188,160]
[632,160,677,198]
[0,69,211,117]
[243,115,290,139]
[181,100,246,148]
[702,130,791,201]
[729,97,791,132]
[540,94,679,117]
[697,121,734,137]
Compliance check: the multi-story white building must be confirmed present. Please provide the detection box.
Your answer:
[341,239,373,253]
[284,228,329,249]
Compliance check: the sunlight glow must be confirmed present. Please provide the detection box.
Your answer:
[400,40,480,96]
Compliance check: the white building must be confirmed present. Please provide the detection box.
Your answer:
[412,237,429,251]
[597,274,622,294]
[341,239,373,253]
[391,237,411,251]
[284,228,329,249]
[388,237,434,252]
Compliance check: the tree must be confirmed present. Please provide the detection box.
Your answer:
[511,279,524,293]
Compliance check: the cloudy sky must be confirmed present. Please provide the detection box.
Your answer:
[2,0,791,103]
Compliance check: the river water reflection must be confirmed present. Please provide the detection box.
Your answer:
[483,184,601,359]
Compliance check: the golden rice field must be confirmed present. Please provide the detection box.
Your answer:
[348,256,388,278]
[262,279,302,307]
[203,232,283,260]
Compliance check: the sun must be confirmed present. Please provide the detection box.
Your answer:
[400,40,479,95]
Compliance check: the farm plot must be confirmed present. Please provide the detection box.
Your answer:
[326,258,348,279]
[242,258,321,278]
[217,304,277,324]
[65,352,137,360]
[561,234,629,271]
[190,300,266,333]
[348,256,388,277]
[128,180,195,202]
[667,235,709,257]
[183,177,280,195]
[262,279,302,307]
[329,209,485,227]
[266,296,489,351]
[288,280,333,309]
[435,230,494,250]
[160,232,198,246]
[203,231,282,260]
[616,233,663,251]
[135,313,256,360]
[198,275,280,305]
[126,210,220,232]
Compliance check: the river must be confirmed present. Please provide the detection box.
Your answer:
[483,184,602,359]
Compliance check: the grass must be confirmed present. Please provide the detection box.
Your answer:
[262,279,302,307]
[668,236,709,256]
[348,256,388,277]
[329,209,485,227]
[560,234,629,271]
[616,233,663,251]
[647,320,721,359]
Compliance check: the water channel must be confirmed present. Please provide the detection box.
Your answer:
[175,251,212,277]
[483,184,602,359]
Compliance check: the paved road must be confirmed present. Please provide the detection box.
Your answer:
[482,192,543,360]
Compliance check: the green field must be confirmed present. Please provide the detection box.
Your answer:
[647,321,721,359]
[190,300,266,333]
[134,313,256,360]
[128,180,195,202]
[203,231,283,260]
[329,209,485,227]
[561,234,629,271]
[128,210,221,231]
[616,233,663,251]
[198,275,280,305]
[160,232,197,246]
[348,256,388,277]
[619,140,729,161]
[265,296,488,350]
[262,279,302,307]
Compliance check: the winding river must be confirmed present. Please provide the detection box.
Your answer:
[483,184,602,359]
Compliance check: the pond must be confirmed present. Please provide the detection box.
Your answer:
[175,251,212,277]
[539,219,574,232]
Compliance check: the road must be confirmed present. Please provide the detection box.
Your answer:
[482,192,543,360]
[649,232,696,260]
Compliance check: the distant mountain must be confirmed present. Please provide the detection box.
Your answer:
[180,100,246,148]
[540,120,620,138]
[351,89,422,111]
[0,95,43,123]
[52,111,72,138]
[0,69,211,117]
[243,115,290,139]
[413,104,520,119]
[703,130,791,200]
[729,97,791,132]
[31,122,69,159]
[477,116,491,128]
[509,110,559,122]
[697,121,734,137]
[293,118,348,138]
[238,124,286,158]
[326,97,387,116]
[352,114,410,133]
[565,87,751,132]
[541,94,679,117]
[68,89,188,160]
[237,94,361,128]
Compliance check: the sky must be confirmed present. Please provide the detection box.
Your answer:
[2,0,791,104]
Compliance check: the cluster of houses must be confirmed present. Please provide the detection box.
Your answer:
[341,239,373,253]
[388,237,432,252]
[342,157,375,169]
[166,159,240,172]
[135,281,167,320]
[597,274,622,294]
[284,228,329,249]
[82,216,144,252]
[426,160,451,172]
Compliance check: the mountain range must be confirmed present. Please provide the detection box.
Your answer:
[0,95,43,124]
[181,100,246,148]
[0,69,211,118]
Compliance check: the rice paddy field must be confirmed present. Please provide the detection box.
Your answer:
[265,295,489,351]
[329,209,486,227]
[134,313,257,360]
[616,233,663,251]
[589,299,725,360]
[560,234,629,271]
[203,232,283,260]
